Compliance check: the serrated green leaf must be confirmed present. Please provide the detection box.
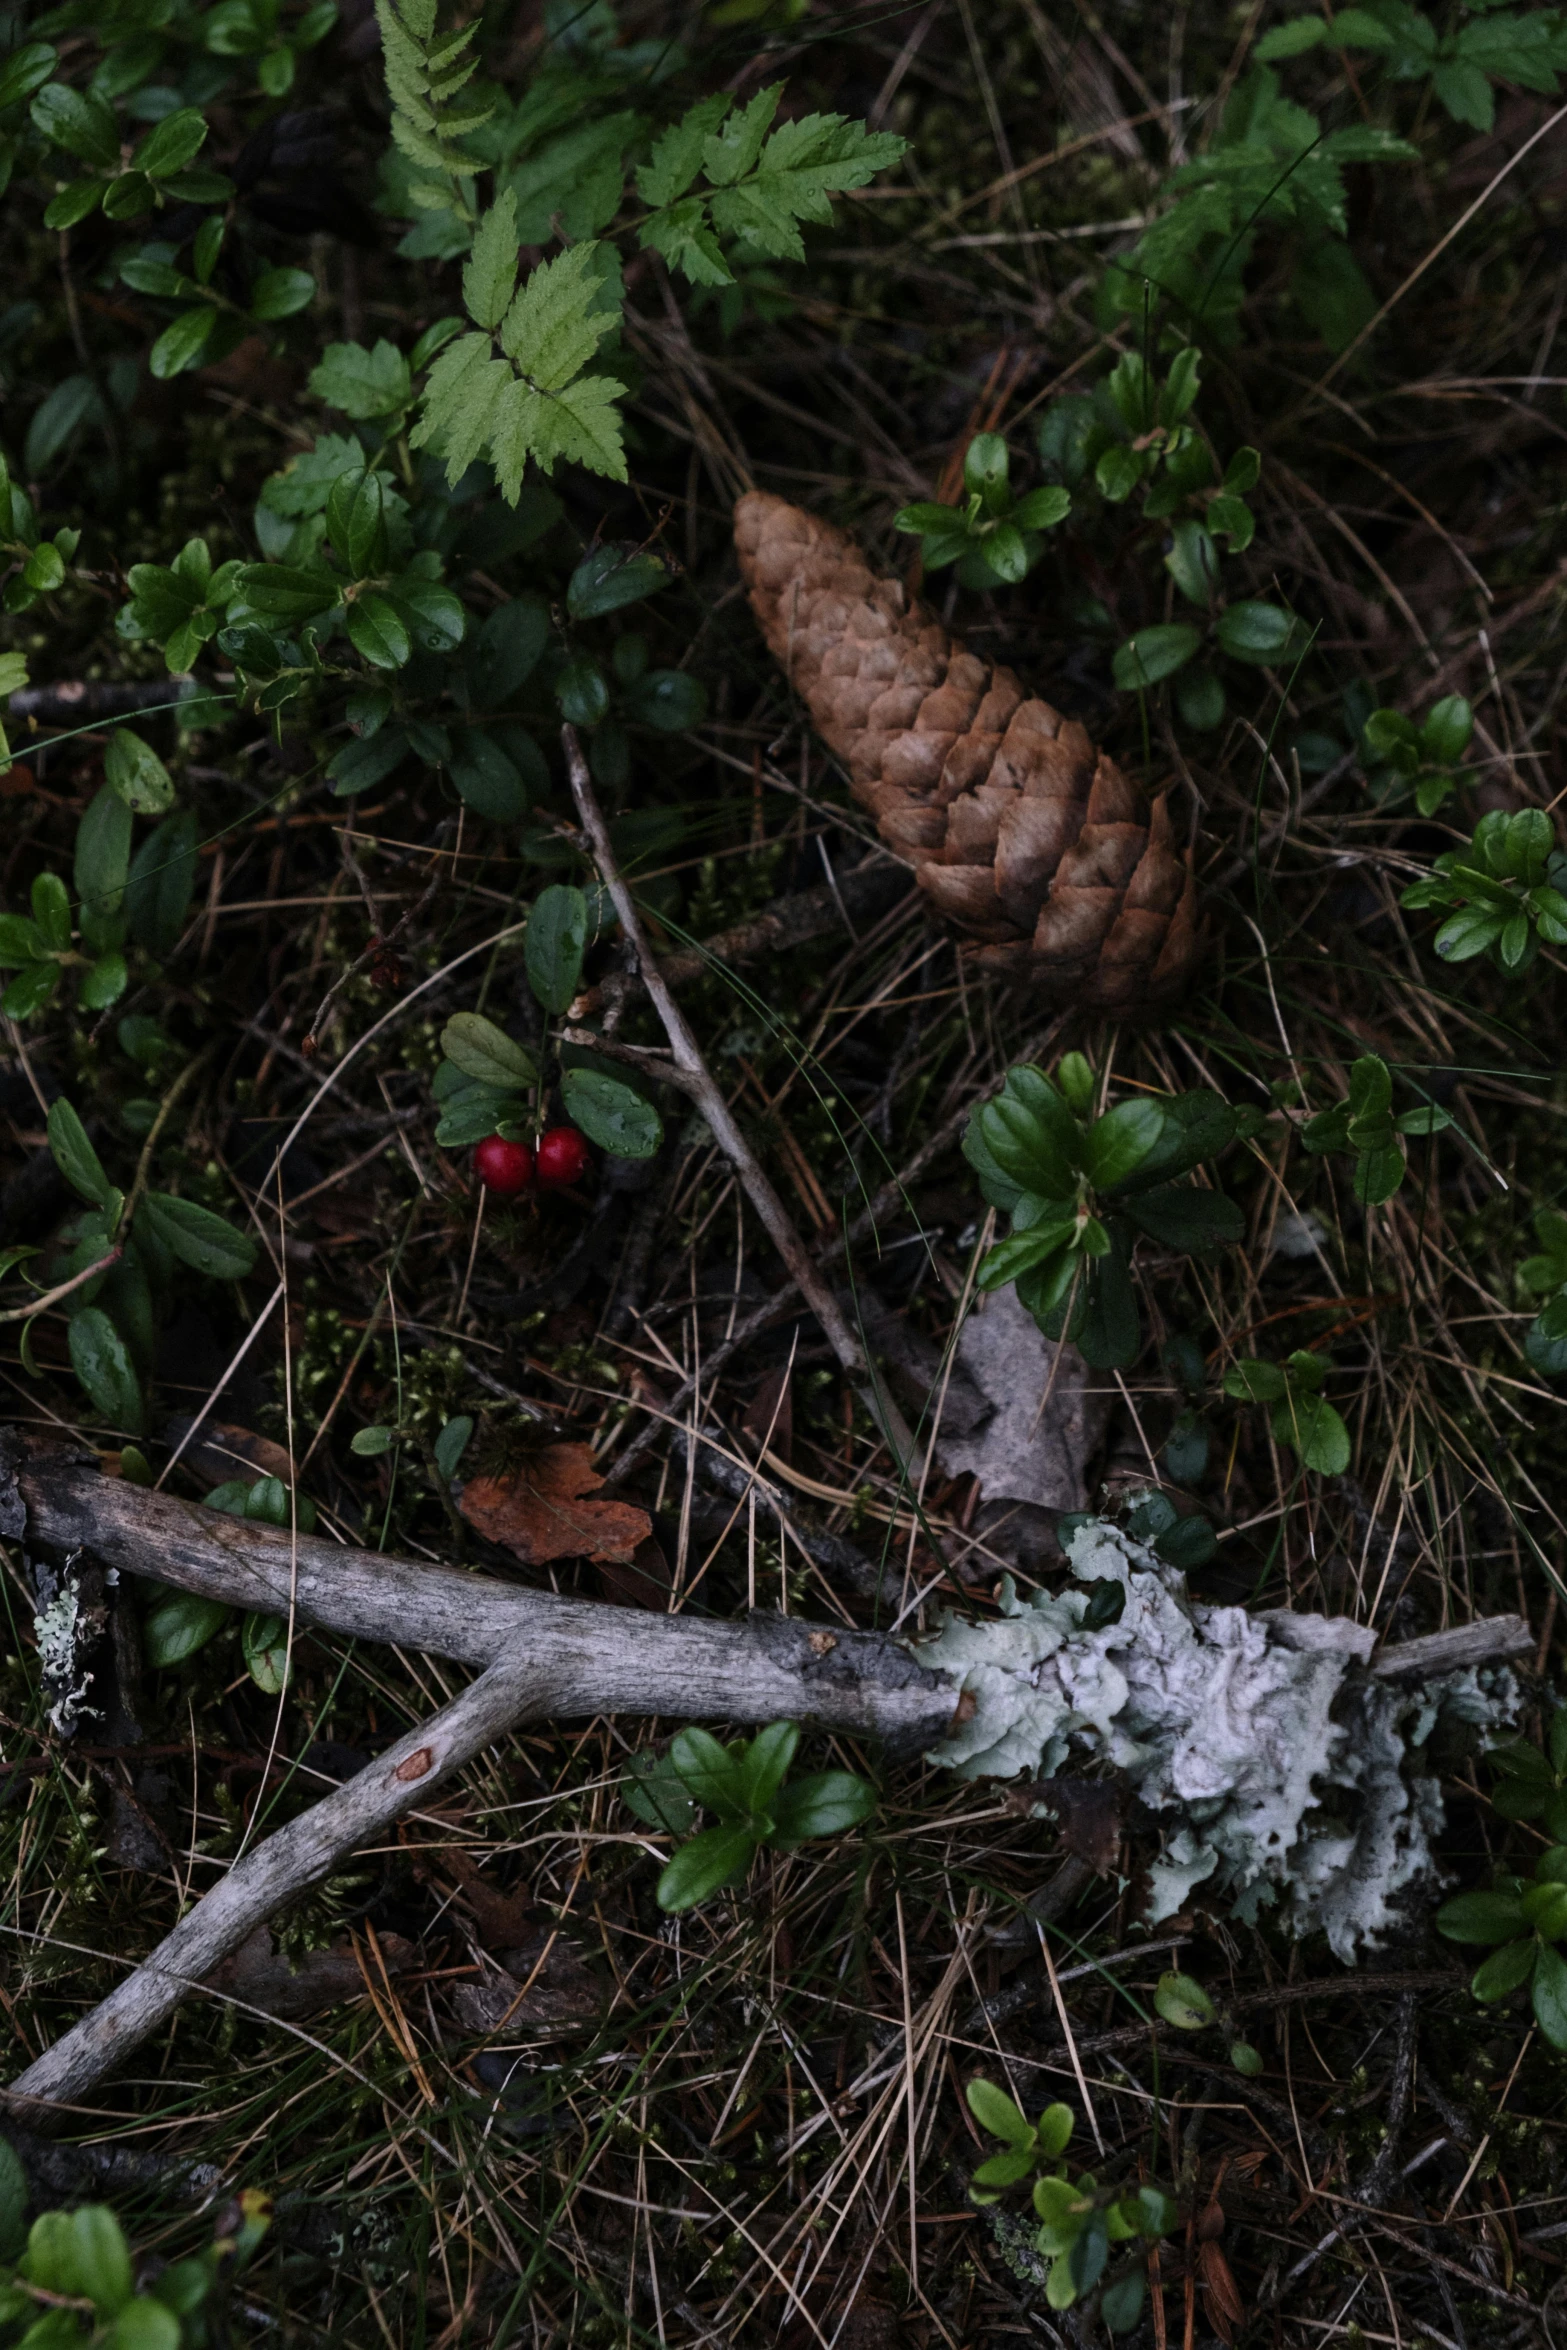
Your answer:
[463,188,519,329]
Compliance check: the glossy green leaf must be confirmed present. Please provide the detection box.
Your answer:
[432,1414,473,1482]
[144,1591,232,1668]
[1535,1941,1567,2049]
[622,1749,697,1834]
[242,1610,291,1694]
[1435,1888,1529,1945]
[31,81,119,168]
[448,729,528,822]
[1154,1971,1215,2030]
[69,1307,142,1431]
[104,728,175,815]
[80,950,128,1010]
[770,1769,877,1844]
[668,1726,748,1819]
[560,1066,662,1158]
[1100,2267,1146,2332]
[1112,624,1201,690]
[442,1012,536,1090]
[111,2295,182,2349]
[568,544,670,618]
[149,304,220,379]
[75,783,132,950]
[48,1097,112,1207]
[126,810,200,959]
[346,593,411,670]
[626,667,708,731]
[656,1822,756,1911]
[139,1192,258,1279]
[65,2204,133,2313]
[30,870,71,954]
[1087,1100,1164,1193]
[965,2076,1034,2148]
[249,267,316,321]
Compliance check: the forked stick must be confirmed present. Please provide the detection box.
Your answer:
[6,1657,547,2116]
[2,1439,958,2118]
[0,1438,1535,2117]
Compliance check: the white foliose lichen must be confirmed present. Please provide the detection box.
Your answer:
[913,1519,1518,1959]
[32,1584,95,1736]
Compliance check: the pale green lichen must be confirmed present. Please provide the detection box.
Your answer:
[32,1583,94,1735]
[912,1520,1517,1959]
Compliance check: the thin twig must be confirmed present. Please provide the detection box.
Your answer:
[561,724,917,1472]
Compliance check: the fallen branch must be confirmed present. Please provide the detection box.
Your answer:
[5,1655,545,2117]
[9,1441,953,1750]
[2,1434,957,2117]
[1,1437,1535,2121]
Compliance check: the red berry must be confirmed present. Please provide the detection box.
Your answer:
[474,1136,534,1195]
[536,1125,590,1189]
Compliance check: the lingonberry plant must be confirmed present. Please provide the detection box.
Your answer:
[1401,809,1567,975]
[1300,1052,1452,1207]
[622,1724,877,1911]
[1224,1350,1351,1476]
[964,1054,1257,1368]
[964,2079,1180,2331]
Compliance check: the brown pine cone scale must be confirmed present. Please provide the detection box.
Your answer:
[734,492,1203,1014]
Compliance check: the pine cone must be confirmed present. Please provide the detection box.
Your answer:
[734,492,1203,1014]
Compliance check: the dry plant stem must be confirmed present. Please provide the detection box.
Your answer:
[560,724,916,1471]
[5,1656,546,2117]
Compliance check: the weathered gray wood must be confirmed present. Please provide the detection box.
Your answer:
[5,1657,545,2115]
[14,1445,959,1753]
[1370,1615,1534,1679]
[3,1440,959,2119]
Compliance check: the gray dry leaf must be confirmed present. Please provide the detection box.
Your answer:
[450,1933,602,2037]
[933,1286,1109,1513]
[203,1926,416,2021]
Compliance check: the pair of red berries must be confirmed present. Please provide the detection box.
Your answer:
[474,1126,590,1197]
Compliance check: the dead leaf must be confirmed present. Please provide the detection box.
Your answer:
[1197,2207,1244,2345]
[459,1446,650,1566]
[933,1286,1110,1512]
[1038,1777,1123,1875]
[596,1531,673,1609]
[205,1926,416,2021]
[166,1418,296,1490]
[105,1786,168,1873]
[437,1849,538,1951]
[449,1934,602,2036]
[742,1365,794,1463]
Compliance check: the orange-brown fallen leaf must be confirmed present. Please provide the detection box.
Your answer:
[458,1446,650,1567]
